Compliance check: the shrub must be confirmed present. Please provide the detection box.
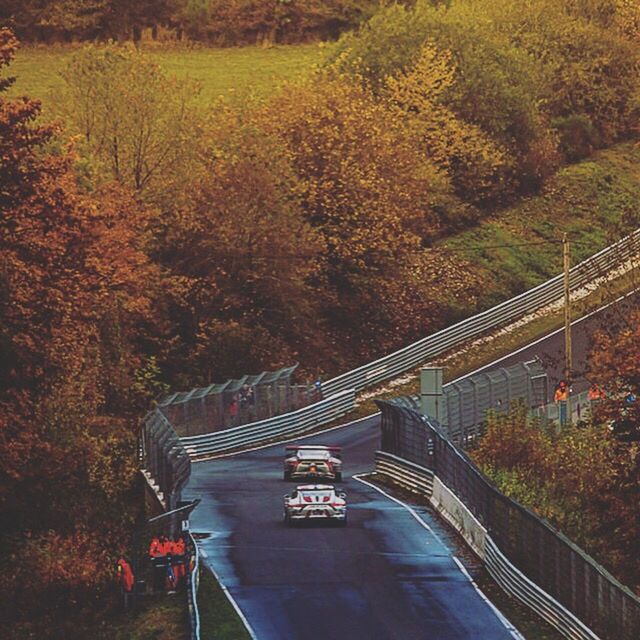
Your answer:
[553,114,601,163]
[328,0,559,200]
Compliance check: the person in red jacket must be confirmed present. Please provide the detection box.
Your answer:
[117,558,135,607]
[149,537,162,558]
[150,536,170,591]
[171,536,187,587]
[158,535,172,556]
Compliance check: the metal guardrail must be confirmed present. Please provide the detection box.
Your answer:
[187,531,201,640]
[181,389,356,458]
[485,538,599,640]
[174,230,639,458]
[322,229,640,397]
[374,452,600,640]
[375,451,434,496]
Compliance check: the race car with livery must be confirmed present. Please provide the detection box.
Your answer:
[283,484,347,526]
[283,445,342,481]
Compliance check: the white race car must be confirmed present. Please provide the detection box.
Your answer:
[283,485,347,526]
[283,445,342,481]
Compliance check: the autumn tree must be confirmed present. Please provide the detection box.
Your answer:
[473,405,640,589]
[330,1,559,198]
[0,28,161,622]
[60,43,202,203]
[253,75,477,358]
[385,42,512,205]
[155,105,328,381]
[588,308,640,442]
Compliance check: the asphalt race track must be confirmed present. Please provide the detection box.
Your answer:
[188,419,517,640]
[186,291,639,640]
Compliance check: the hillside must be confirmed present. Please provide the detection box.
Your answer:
[444,141,640,311]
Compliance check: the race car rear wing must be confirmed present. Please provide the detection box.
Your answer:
[285,445,342,458]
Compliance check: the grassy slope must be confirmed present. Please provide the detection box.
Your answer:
[8,43,325,112]
[198,567,251,640]
[444,143,640,307]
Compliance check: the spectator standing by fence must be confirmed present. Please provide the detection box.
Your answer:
[117,557,135,608]
[229,395,239,426]
[554,380,569,425]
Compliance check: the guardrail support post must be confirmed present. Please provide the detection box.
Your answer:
[421,367,444,424]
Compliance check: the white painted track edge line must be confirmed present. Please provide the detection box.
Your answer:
[452,556,525,640]
[447,287,638,386]
[201,557,259,640]
[352,474,440,540]
[354,473,524,640]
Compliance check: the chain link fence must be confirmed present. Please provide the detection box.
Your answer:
[376,400,640,640]
[395,360,548,446]
[141,409,191,510]
[157,364,317,437]
[533,389,597,425]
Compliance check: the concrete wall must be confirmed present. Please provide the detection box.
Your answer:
[429,475,487,560]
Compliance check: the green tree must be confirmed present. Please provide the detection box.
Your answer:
[60,43,202,202]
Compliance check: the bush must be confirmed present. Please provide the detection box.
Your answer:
[553,114,601,163]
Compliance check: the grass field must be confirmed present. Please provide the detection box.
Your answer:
[8,43,325,112]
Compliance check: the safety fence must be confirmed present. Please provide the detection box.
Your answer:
[393,359,548,446]
[181,388,356,458]
[375,399,640,640]
[533,389,596,424]
[168,230,638,458]
[374,451,599,640]
[158,364,317,437]
[322,229,640,397]
[142,409,191,510]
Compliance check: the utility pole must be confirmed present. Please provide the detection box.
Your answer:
[563,233,572,414]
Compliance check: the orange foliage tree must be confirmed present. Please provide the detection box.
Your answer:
[0,28,161,618]
[253,75,476,359]
[154,105,328,381]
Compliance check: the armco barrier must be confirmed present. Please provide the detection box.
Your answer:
[374,450,434,496]
[374,452,600,640]
[181,389,356,457]
[323,229,640,397]
[174,230,638,456]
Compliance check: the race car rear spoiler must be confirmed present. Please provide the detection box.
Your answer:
[285,445,341,451]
